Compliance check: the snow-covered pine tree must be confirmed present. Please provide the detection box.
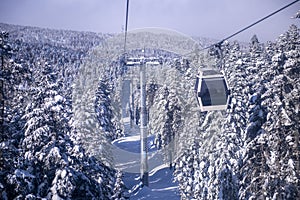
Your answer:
[0,25,126,199]
[111,170,127,200]
[280,26,300,195]
[0,33,33,199]
[245,35,268,139]
[2,62,115,199]
[95,77,121,140]
[148,64,185,168]
[292,10,300,19]
[262,24,300,199]
[173,101,202,198]
[222,41,248,142]
[0,31,13,139]
[176,141,201,199]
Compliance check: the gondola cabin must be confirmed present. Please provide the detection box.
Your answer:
[195,69,230,112]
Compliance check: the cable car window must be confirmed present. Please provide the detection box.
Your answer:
[199,78,228,106]
[199,79,211,106]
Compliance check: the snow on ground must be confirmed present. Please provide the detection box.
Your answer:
[111,120,179,199]
[122,165,180,200]
[112,134,180,199]
[112,134,158,153]
[115,79,180,199]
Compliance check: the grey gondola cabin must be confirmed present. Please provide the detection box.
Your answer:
[195,69,230,112]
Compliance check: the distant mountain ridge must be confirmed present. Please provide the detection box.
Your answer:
[1,22,224,50]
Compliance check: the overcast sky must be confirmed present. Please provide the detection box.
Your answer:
[0,0,299,42]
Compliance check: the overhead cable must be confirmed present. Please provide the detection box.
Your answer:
[198,0,300,52]
[124,0,130,53]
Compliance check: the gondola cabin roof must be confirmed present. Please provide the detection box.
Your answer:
[195,69,230,112]
[200,69,223,77]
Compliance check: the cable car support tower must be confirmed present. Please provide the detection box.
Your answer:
[123,0,149,187]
